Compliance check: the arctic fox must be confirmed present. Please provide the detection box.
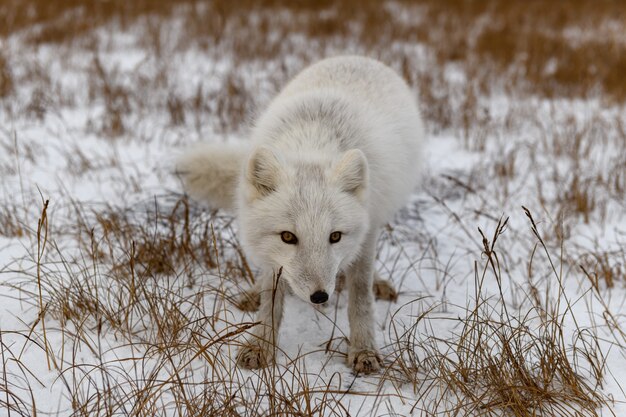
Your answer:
[177,56,424,373]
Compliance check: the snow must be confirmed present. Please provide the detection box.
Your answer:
[1,6,625,416]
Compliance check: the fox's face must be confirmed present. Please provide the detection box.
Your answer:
[239,147,370,304]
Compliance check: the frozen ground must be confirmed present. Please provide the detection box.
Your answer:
[1,4,625,416]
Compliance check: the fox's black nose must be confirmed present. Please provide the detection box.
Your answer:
[310,290,328,304]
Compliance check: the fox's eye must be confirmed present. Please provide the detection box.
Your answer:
[280,231,298,244]
[329,231,342,244]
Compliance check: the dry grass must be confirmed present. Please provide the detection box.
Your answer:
[1,195,376,415]
[580,250,626,290]
[2,0,626,123]
[4,197,618,415]
[388,214,608,416]
[1,1,625,416]
[0,0,192,42]
[0,51,13,99]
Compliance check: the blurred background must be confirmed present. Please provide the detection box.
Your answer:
[2,0,626,136]
[1,2,625,416]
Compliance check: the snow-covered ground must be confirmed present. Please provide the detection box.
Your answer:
[1,5,625,416]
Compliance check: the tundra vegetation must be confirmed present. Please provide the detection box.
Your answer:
[0,1,625,416]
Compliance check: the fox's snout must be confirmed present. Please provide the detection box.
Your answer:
[309,290,329,304]
[286,265,336,304]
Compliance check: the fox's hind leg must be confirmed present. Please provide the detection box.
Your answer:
[236,282,261,312]
[336,272,396,301]
[346,230,383,374]
[237,269,285,369]
[372,272,398,302]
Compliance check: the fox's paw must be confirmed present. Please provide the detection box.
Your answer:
[236,289,261,312]
[348,349,382,374]
[237,344,271,369]
[373,279,398,302]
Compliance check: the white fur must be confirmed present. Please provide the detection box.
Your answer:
[177,56,424,373]
[175,142,249,210]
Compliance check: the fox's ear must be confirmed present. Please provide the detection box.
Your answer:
[332,149,368,201]
[245,146,283,200]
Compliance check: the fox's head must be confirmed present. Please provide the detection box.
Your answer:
[238,146,370,304]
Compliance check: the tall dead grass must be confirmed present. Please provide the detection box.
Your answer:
[1,1,625,416]
[385,212,613,416]
[3,195,618,415]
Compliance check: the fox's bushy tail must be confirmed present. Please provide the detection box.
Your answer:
[175,143,249,210]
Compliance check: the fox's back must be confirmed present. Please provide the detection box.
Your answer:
[255,56,424,226]
[280,56,415,114]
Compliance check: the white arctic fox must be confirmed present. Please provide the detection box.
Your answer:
[177,56,424,373]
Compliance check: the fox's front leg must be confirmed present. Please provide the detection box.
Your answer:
[237,269,286,369]
[347,231,382,374]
